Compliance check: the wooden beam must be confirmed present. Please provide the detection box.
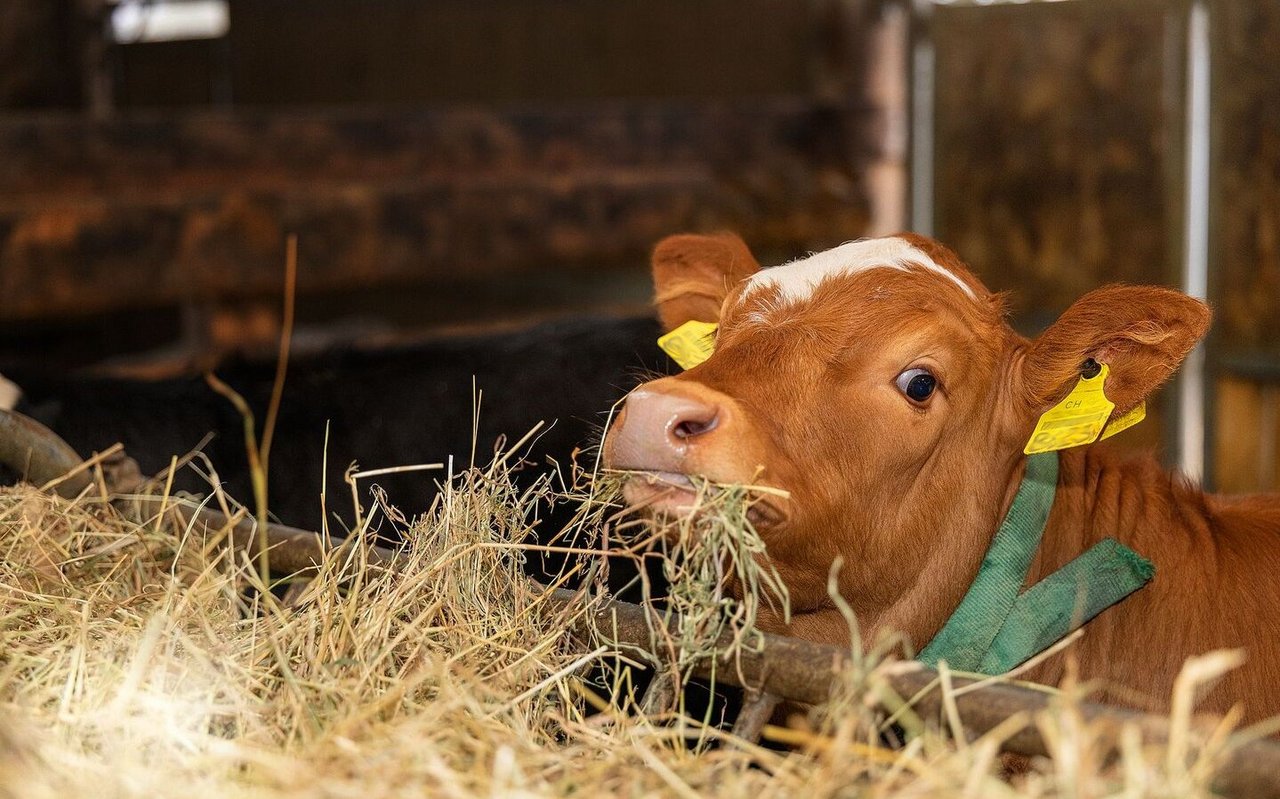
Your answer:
[0,102,878,322]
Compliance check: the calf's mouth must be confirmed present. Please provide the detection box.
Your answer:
[613,468,786,529]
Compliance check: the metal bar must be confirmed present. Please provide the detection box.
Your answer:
[865,1,911,236]
[79,0,113,119]
[1177,0,1212,484]
[908,0,935,236]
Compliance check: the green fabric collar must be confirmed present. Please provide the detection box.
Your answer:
[917,451,1155,675]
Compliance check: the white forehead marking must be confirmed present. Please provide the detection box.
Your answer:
[743,237,977,305]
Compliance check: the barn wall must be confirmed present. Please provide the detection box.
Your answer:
[116,40,222,108]
[933,1,1176,317]
[108,0,866,109]
[1212,0,1280,360]
[932,0,1177,458]
[0,0,83,110]
[1,0,892,370]
[0,102,875,326]
[932,0,1280,491]
[1215,378,1280,493]
[225,0,817,105]
[1209,0,1280,493]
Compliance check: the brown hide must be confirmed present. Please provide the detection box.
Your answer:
[605,231,1280,723]
[1024,447,1280,719]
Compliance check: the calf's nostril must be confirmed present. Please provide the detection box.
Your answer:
[672,414,718,440]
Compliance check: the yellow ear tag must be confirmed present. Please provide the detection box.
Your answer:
[657,320,718,370]
[1100,401,1146,441]
[1024,363,1115,455]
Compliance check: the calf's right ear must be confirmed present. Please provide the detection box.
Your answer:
[1020,284,1211,416]
[652,232,760,332]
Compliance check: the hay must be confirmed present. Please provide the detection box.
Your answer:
[0,448,1250,798]
[599,473,791,699]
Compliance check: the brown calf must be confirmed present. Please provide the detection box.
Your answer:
[604,232,1280,722]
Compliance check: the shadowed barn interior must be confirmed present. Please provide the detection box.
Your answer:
[0,0,1276,517]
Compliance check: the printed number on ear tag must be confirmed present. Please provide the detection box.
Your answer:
[658,320,718,370]
[1024,363,1115,455]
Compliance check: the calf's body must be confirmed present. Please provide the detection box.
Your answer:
[606,231,1280,723]
[1031,448,1280,716]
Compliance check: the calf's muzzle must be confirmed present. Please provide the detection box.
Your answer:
[605,383,726,474]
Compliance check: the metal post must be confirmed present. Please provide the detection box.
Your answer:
[908,0,935,236]
[866,1,911,235]
[1177,0,1211,483]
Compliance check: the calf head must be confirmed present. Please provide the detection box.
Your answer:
[604,232,1210,644]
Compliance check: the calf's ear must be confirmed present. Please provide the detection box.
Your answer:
[1021,285,1211,415]
[652,232,760,332]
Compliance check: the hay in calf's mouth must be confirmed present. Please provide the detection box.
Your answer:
[0,449,1257,798]
[598,471,792,697]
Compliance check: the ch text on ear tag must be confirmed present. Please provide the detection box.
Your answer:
[658,320,718,370]
[1100,401,1146,441]
[1024,363,1116,455]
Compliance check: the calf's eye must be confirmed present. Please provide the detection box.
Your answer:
[895,368,937,403]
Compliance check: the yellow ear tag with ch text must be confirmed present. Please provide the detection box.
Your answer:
[658,320,718,370]
[1024,363,1115,454]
